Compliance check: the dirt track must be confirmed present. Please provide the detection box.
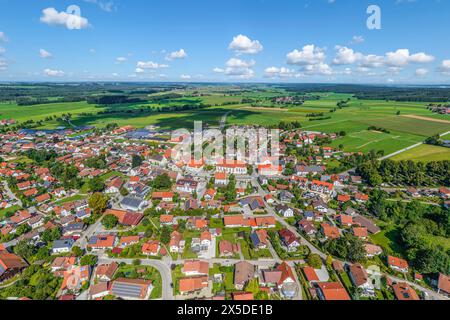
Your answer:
[402,114,450,124]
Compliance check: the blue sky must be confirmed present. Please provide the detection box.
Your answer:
[0,0,449,83]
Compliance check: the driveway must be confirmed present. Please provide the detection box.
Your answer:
[98,257,174,300]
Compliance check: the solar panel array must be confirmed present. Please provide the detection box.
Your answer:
[111,282,144,299]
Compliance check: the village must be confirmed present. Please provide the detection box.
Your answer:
[0,123,449,301]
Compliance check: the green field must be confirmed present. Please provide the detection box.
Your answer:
[391,144,450,162]
[1,90,449,156]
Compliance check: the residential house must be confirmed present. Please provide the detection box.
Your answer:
[321,223,340,240]
[316,282,351,300]
[142,240,160,256]
[52,239,75,254]
[391,282,420,300]
[250,229,269,250]
[95,262,119,282]
[388,256,409,273]
[278,229,300,252]
[110,278,152,300]
[234,261,255,290]
[275,204,295,218]
[182,260,209,276]
[348,263,374,296]
[87,235,117,251]
[179,276,208,294]
[0,252,28,283]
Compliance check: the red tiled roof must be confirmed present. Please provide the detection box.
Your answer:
[303,266,319,282]
[317,282,350,300]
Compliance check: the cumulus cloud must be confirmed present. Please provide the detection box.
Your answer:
[415,68,428,76]
[166,49,187,61]
[214,58,255,79]
[39,49,53,59]
[439,60,450,75]
[229,34,263,55]
[225,58,255,68]
[40,7,89,30]
[136,61,169,69]
[385,49,434,67]
[135,68,145,74]
[264,67,296,78]
[44,68,65,77]
[301,63,333,75]
[332,46,362,65]
[180,74,191,79]
[360,54,385,68]
[286,45,326,66]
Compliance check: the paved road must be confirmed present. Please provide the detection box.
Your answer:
[388,274,449,301]
[219,112,231,131]
[250,177,327,259]
[2,181,22,207]
[74,217,104,249]
[380,130,450,160]
[380,142,423,160]
[98,257,175,300]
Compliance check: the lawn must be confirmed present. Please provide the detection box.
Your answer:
[0,205,21,220]
[369,223,405,257]
[54,194,87,205]
[390,144,450,162]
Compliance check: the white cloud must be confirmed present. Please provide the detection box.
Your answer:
[40,7,89,30]
[135,68,145,74]
[229,34,263,55]
[415,68,428,76]
[332,46,362,65]
[166,49,187,61]
[264,67,296,78]
[180,74,191,79]
[385,49,434,67]
[115,56,127,64]
[0,32,7,42]
[213,67,225,73]
[0,47,5,55]
[409,52,435,63]
[39,49,53,59]
[225,58,255,68]
[439,60,450,75]
[360,54,385,68]
[301,63,333,75]
[136,61,169,69]
[214,58,256,79]
[44,68,65,77]
[286,45,326,66]
[224,67,255,78]
[342,68,352,75]
[351,36,364,44]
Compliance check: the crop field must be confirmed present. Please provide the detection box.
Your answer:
[390,144,450,162]
[1,89,449,156]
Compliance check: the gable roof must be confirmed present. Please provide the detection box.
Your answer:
[316,282,350,300]
[392,282,420,300]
